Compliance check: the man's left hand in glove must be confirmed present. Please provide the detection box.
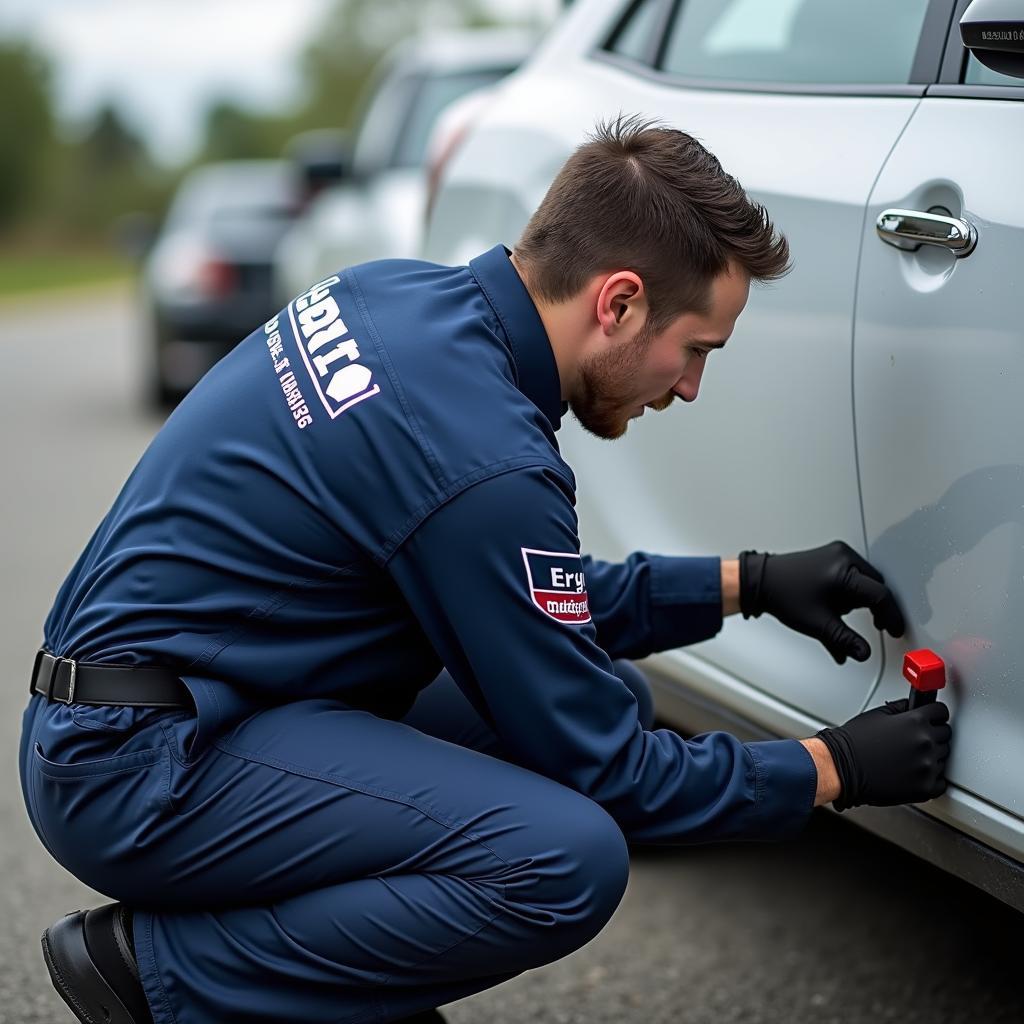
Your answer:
[734,540,905,664]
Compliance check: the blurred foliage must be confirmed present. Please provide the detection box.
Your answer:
[0,0,532,290]
[0,41,55,229]
[45,104,174,242]
[297,0,496,137]
[192,0,499,166]
[0,250,130,298]
[0,47,175,251]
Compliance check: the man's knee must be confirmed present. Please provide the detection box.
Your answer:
[568,797,631,942]
[506,789,629,964]
[612,659,655,730]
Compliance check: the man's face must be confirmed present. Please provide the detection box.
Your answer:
[569,262,750,440]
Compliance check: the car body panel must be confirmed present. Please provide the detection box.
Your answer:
[644,653,1024,911]
[428,53,923,728]
[853,97,1024,821]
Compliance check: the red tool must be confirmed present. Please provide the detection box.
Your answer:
[902,649,946,710]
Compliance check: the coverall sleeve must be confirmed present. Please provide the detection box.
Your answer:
[581,553,723,660]
[387,464,817,844]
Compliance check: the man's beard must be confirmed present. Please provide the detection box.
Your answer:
[568,325,675,440]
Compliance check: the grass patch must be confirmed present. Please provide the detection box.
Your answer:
[0,250,135,298]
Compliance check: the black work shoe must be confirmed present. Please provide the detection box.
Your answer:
[395,1012,447,1023]
[41,902,153,1024]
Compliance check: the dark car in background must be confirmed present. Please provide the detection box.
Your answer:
[142,159,299,405]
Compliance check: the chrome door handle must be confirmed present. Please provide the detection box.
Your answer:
[876,208,977,257]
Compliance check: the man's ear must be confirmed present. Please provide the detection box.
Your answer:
[596,271,646,336]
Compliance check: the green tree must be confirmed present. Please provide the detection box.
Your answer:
[197,100,303,164]
[45,102,173,242]
[0,41,55,230]
[297,0,496,134]
[79,104,148,172]
[191,0,498,167]
[202,101,271,162]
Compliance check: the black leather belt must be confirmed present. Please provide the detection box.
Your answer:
[30,649,193,709]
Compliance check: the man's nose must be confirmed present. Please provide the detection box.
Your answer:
[673,360,705,403]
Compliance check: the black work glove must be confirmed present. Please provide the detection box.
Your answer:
[739,540,905,664]
[816,699,952,812]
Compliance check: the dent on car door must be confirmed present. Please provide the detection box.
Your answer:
[564,0,932,729]
[852,89,1024,857]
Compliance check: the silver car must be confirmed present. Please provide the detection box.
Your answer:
[273,28,534,305]
[423,0,1024,910]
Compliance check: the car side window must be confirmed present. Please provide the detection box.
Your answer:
[964,52,1024,87]
[660,0,931,85]
[605,0,666,63]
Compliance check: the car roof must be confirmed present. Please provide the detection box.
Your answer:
[180,160,292,189]
[387,27,537,74]
[167,160,297,225]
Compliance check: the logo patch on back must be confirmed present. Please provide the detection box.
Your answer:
[521,548,591,625]
[287,275,381,419]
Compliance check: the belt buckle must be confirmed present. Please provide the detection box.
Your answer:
[57,657,77,705]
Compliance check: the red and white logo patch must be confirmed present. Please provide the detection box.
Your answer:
[521,547,591,625]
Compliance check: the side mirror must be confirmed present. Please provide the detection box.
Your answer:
[960,0,1024,80]
[284,130,351,204]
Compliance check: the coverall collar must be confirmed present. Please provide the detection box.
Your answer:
[469,244,564,432]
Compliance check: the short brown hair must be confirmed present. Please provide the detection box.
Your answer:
[514,114,791,331]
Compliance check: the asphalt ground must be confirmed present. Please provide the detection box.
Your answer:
[1,287,1021,1023]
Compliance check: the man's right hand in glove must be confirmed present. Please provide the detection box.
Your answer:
[799,699,952,810]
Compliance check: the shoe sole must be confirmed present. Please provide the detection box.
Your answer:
[41,912,139,1024]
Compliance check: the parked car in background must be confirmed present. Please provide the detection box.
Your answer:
[273,28,534,304]
[142,159,299,405]
[423,0,1024,910]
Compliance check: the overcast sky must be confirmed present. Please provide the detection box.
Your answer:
[0,0,560,164]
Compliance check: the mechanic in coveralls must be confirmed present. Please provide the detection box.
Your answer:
[21,118,951,1024]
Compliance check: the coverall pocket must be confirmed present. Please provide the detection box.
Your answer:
[28,729,176,901]
[33,740,164,779]
[69,703,189,735]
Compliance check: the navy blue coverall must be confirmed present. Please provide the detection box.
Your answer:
[20,245,817,1024]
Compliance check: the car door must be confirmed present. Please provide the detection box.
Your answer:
[554,0,943,727]
[852,8,1024,855]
